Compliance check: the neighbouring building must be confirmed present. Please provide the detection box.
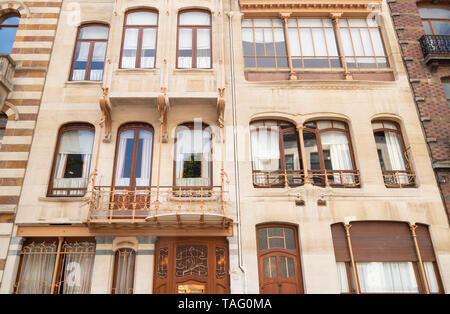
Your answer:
[0,0,448,294]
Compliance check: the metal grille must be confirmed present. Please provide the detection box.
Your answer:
[175,245,208,277]
[112,248,136,294]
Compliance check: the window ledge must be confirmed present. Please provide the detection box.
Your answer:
[38,196,89,203]
[173,68,215,74]
[114,68,159,74]
[244,68,394,73]
[64,80,103,87]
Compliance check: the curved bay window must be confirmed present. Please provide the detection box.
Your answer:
[331,221,444,294]
[70,24,109,81]
[372,120,414,187]
[250,120,303,187]
[303,120,358,187]
[0,13,20,54]
[177,10,211,69]
[48,123,95,196]
[112,248,136,294]
[256,224,304,294]
[419,7,450,35]
[120,10,158,69]
[174,122,212,188]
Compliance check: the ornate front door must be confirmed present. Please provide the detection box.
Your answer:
[153,237,229,294]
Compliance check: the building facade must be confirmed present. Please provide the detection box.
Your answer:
[0,0,448,294]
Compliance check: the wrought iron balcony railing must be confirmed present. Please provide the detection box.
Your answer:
[382,170,415,188]
[0,54,15,93]
[252,170,306,188]
[419,35,450,64]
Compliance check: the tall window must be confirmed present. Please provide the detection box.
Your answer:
[177,10,211,69]
[0,112,7,148]
[372,120,414,187]
[331,222,443,294]
[174,122,212,187]
[112,248,136,294]
[70,24,109,81]
[256,224,304,294]
[121,10,158,69]
[303,120,357,186]
[242,18,288,69]
[114,123,153,188]
[419,7,450,35]
[14,238,96,294]
[48,124,95,197]
[0,13,20,54]
[250,120,303,187]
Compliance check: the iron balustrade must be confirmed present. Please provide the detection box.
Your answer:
[419,35,450,60]
[382,170,415,188]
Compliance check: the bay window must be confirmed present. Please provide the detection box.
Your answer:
[70,24,109,81]
[177,10,211,69]
[121,10,158,69]
[48,123,95,196]
[372,120,414,187]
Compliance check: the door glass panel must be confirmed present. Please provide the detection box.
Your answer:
[280,256,295,278]
[284,228,296,250]
[258,228,268,250]
[263,256,277,278]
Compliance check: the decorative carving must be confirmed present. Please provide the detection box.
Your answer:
[99,88,112,143]
[217,88,225,129]
[157,247,169,279]
[158,87,169,143]
[175,245,208,277]
[215,247,226,279]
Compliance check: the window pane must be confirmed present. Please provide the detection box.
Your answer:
[197,28,211,68]
[422,21,433,35]
[122,28,138,68]
[113,249,135,294]
[263,257,277,278]
[283,131,301,171]
[126,11,158,26]
[141,28,156,68]
[320,131,353,171]
[431,21,450,35]
[115,129,135,186]
[423,262,440,293]
[0,22,18,54]
[250,125,281,171]
[280,256,295,278]
[72,42,90,80]
[284,228,296,250]
[79,25,109,39]
[258,228,268,250]
[242,28,254,57]
[336,262,350,293]
[374,130,407,171]
[443,81,450,106]
[178,28,192,68]
[179,11,210,25]
[90,42,106,80]
[134,129,153,186]
[303,131,319,170]
[60,241,95,294]
[419,7,450,19]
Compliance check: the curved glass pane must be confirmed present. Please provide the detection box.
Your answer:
[258,227,296,251]
[179,11,210,26]
[126,11,158,25]
[79,25,109,39]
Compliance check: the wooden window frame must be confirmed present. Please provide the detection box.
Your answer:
[119,9,159,69]
[418,6,450,35]
[111,248,136,294]
[47,123,95,197]
[250,120,302,188]
[112,122,155,189]
[14,237,96,294]
[255,224,304,294]
[69,23,109,81]
[173,122,213,189]
[176,9,212,69]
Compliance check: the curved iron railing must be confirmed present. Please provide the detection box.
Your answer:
[419,35,450,58]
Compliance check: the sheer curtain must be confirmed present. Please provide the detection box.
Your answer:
[196,28,211,68]
[251,126,280,185]
[357,262,419,293]
[424,262,440,293]
[135,130,153,187]
[385,131,408,184]
[178,28,193,68]
[61,242,95,294]
[90,42,106,80]
[121,29,138,68]
[53,130,94,196]
[320,131,354,184]
[141,28,156,68]
[175,128,211,187]
[115,130,134,187]
[72,42,90,80]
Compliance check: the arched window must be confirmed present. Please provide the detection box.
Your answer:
[120,10,158,69]
[372,120,414,187]
[0,112,7,148]
[0,13,20,54]
[302,120,358,186]
[250,120,303,187]
[111,248,136,294]
[174,122,212,187]
[331,221,443,294]
[256,224,304,294]
[48,123,95,196]
[419,7,450,35]
[70,24,109,81]
[177,10,211,69]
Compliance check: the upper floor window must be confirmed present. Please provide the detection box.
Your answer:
[177,10,211,69]
[70,24,109,81]
[372,120,414,187]
[174,122,212,187]
[0,14,19,54]
[442,79,450,106]
[121,10,158,69]
[419,7,450,35]
[48,123,95,197]
[0,112,7,148]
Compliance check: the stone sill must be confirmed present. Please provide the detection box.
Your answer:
[38,196,89,203]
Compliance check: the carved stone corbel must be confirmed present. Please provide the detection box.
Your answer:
[158,87,169,143]
[99,88,112,143]
[217,88,226,129]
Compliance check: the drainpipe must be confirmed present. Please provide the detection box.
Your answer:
[227,0,246,291]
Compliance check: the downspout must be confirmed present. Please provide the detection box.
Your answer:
[226,0,246,290]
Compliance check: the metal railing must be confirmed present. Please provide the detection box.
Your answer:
[87,185,228,224]
[0,54,16,92]
[308,170,361,188]
[382,170,415,188]
[252,170,306,188]
[419,35,450,59]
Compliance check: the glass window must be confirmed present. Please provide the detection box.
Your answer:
[419,7,450,35]
[49,124,95,196]
[175,123,212,187]
[177,10,211,69]
[112,248,136,294]
[71,24,109,81]
[442,80,450,106]
[0,112,7,148]
[0,14,20,54]
[121,11,158,69]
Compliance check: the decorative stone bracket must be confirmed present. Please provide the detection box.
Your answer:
[217,88,226,129]
[158,87,169,143]
[99,88,112,143]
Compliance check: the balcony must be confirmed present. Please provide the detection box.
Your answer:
[419,35,450,68]
[382,170,415,188]
[0,54,15,105]
[86,185,233,233]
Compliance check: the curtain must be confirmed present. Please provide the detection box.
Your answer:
[251,126,280,186]
[121,28,138,68]
[115,130,134,187]
[52,130,94,196]
[175,128,211,187]
[385,131,408,184]
[61,242,95,294]
[179,11,210,26]
[141,28,156,68]
[196,28,211,68]
[424,262,440,293]
[90,42,106,81]
[321,131,354,184]
[336,262,350,293]
[114,249,135,294]
[72,42,90,80]
[357,262,419,293]
[178,28,193,68]
[135,130,153,187]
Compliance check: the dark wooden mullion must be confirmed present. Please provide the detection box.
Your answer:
[192,26,197,68]
[136,27,144,69]
[84,41,95,81]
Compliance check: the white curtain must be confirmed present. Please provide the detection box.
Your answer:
[72,42,90,81]
[89,42,106,81]
[357,262,419,293]
[336,262,350,293]
[175,128,211,187]
[115,130,134,187]
[179,11,210,26]
[178,28,192,68]
[424,262,440,293]
[385,131,409,184]
[321,131,354,184]
[53,130,94,196]
[196,28,211,68]
[135,130,153,187]
[141,28,156,68]
[61,243,95,294]
[121,28,138,68]
[250,126,280,171]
